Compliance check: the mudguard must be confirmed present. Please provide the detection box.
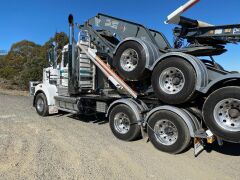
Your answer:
[201,73,240,94]
[144,105,201,137]
[150,52,209,92]
[34,83,58,106]
[106,98,148,123]
[113,37,161,69]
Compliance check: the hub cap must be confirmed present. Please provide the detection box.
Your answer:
[114,112,130,134]
[159,67,185,94]
[154,119,178,145]
[214,98,240,132]
[120,48,139,72]
[36,98,44,112]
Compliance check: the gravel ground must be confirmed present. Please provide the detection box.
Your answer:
[0,93,240,180]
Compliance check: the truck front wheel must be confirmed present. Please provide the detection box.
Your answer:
[109,104,141,141]
[147,110,191,154]
[35,93,49,117]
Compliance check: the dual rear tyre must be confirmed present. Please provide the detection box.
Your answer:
[109,105,191,154]
[114,42,198,105]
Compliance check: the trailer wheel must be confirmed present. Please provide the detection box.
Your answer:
[151,57,196,104]
[203,87,240,143]
[113,41,148,81]
[109,104,141,141]
[147,110,191,154]
[35,93,49,117]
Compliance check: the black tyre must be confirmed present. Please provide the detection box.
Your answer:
[113,41,148,81]
[151,57,196,104]
[203,87,240,143]
[35,93,49,117]
[147,110,191,154]
[109,104,141,141]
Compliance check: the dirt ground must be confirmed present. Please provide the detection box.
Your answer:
[0,93,240,180]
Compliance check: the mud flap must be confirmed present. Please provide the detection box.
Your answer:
[194,129,215,157]
[194,137,205,157]
[49,105,58,114]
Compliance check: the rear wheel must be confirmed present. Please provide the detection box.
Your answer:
[35,93,49,117]
[113,41,148,81]
[151,57,196,104]
[109,104,141,141]
[147,110,191,154]
[203,87,240,143]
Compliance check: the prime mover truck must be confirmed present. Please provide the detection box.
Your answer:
[30,0,240,156]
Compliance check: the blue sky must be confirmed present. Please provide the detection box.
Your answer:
[1,0,240,70]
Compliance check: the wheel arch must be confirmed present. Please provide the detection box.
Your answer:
[150,52,209,92]
[201,74,240,95]
[106,98,148,123]
[33,90,45,106]
[144,106,201,137]
[113,37,161,69]
[33,83,57,106]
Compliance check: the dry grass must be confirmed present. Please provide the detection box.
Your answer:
[0,88,29,96]
[0,78,29,96]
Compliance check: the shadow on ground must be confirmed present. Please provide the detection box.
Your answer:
[54,111,240,156]
[56,111,108,125]
[205,141,240,156]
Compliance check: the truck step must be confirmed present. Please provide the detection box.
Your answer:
[80,81,93,85]
[80,59,91,63]
[80,63,92,68]
[58,107,78,114]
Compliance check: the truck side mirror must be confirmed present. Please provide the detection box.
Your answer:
[48,50,54,67]
[48,42,58,68]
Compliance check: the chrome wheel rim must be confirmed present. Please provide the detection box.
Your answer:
[114,112,130,134]
[154,119,178,146]
[159,67,185,94]
[120,48,139,72]
[213,98,240,132]
[36,98,44,112]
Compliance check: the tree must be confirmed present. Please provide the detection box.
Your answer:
[44,32,69,63]
[0,32,69,90]
[0,55,5,69]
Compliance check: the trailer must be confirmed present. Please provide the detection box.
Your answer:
[30,0,240,156]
